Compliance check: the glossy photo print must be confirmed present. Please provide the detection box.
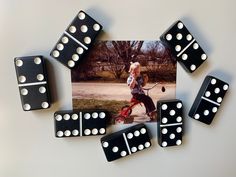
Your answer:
[71,41,176,124]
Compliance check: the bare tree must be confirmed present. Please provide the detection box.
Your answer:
[146,41,176,64]
[111,41,144,72]
[144,41,176,82]
[71,40,176,82]
[92,41,144,79]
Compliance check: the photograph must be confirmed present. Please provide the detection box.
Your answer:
[71,40,177,124]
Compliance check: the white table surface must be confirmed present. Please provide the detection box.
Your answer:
[0,0,236,177]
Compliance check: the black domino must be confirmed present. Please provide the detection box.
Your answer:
[54,110,108,138]
[14,56,51,111]
[50,10,103,69]
[101,124,151,162]
[160,20,207,73]
[189,75,229,124]
[157,99,183,147]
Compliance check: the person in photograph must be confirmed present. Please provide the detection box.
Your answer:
[127,62,156,120]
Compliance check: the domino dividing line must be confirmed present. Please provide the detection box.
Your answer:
[201,96,220,106]
[79,112,83,136]
[122,133,131,155]
[64,31,88,50]
[18,81,47,87]
[177,39,196,57]
[160,122,183,127]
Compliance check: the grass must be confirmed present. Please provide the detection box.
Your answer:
[87,70,176,83]
[72,98,129,115]
[95,71,129,82]
[96,71,114,79]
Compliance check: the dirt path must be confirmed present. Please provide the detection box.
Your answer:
[72,82,175,101]
[72,82,176,123]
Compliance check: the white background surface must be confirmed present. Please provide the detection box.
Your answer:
[0,0,236,177]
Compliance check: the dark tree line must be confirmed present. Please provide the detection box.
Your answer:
[71,41,176,82]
